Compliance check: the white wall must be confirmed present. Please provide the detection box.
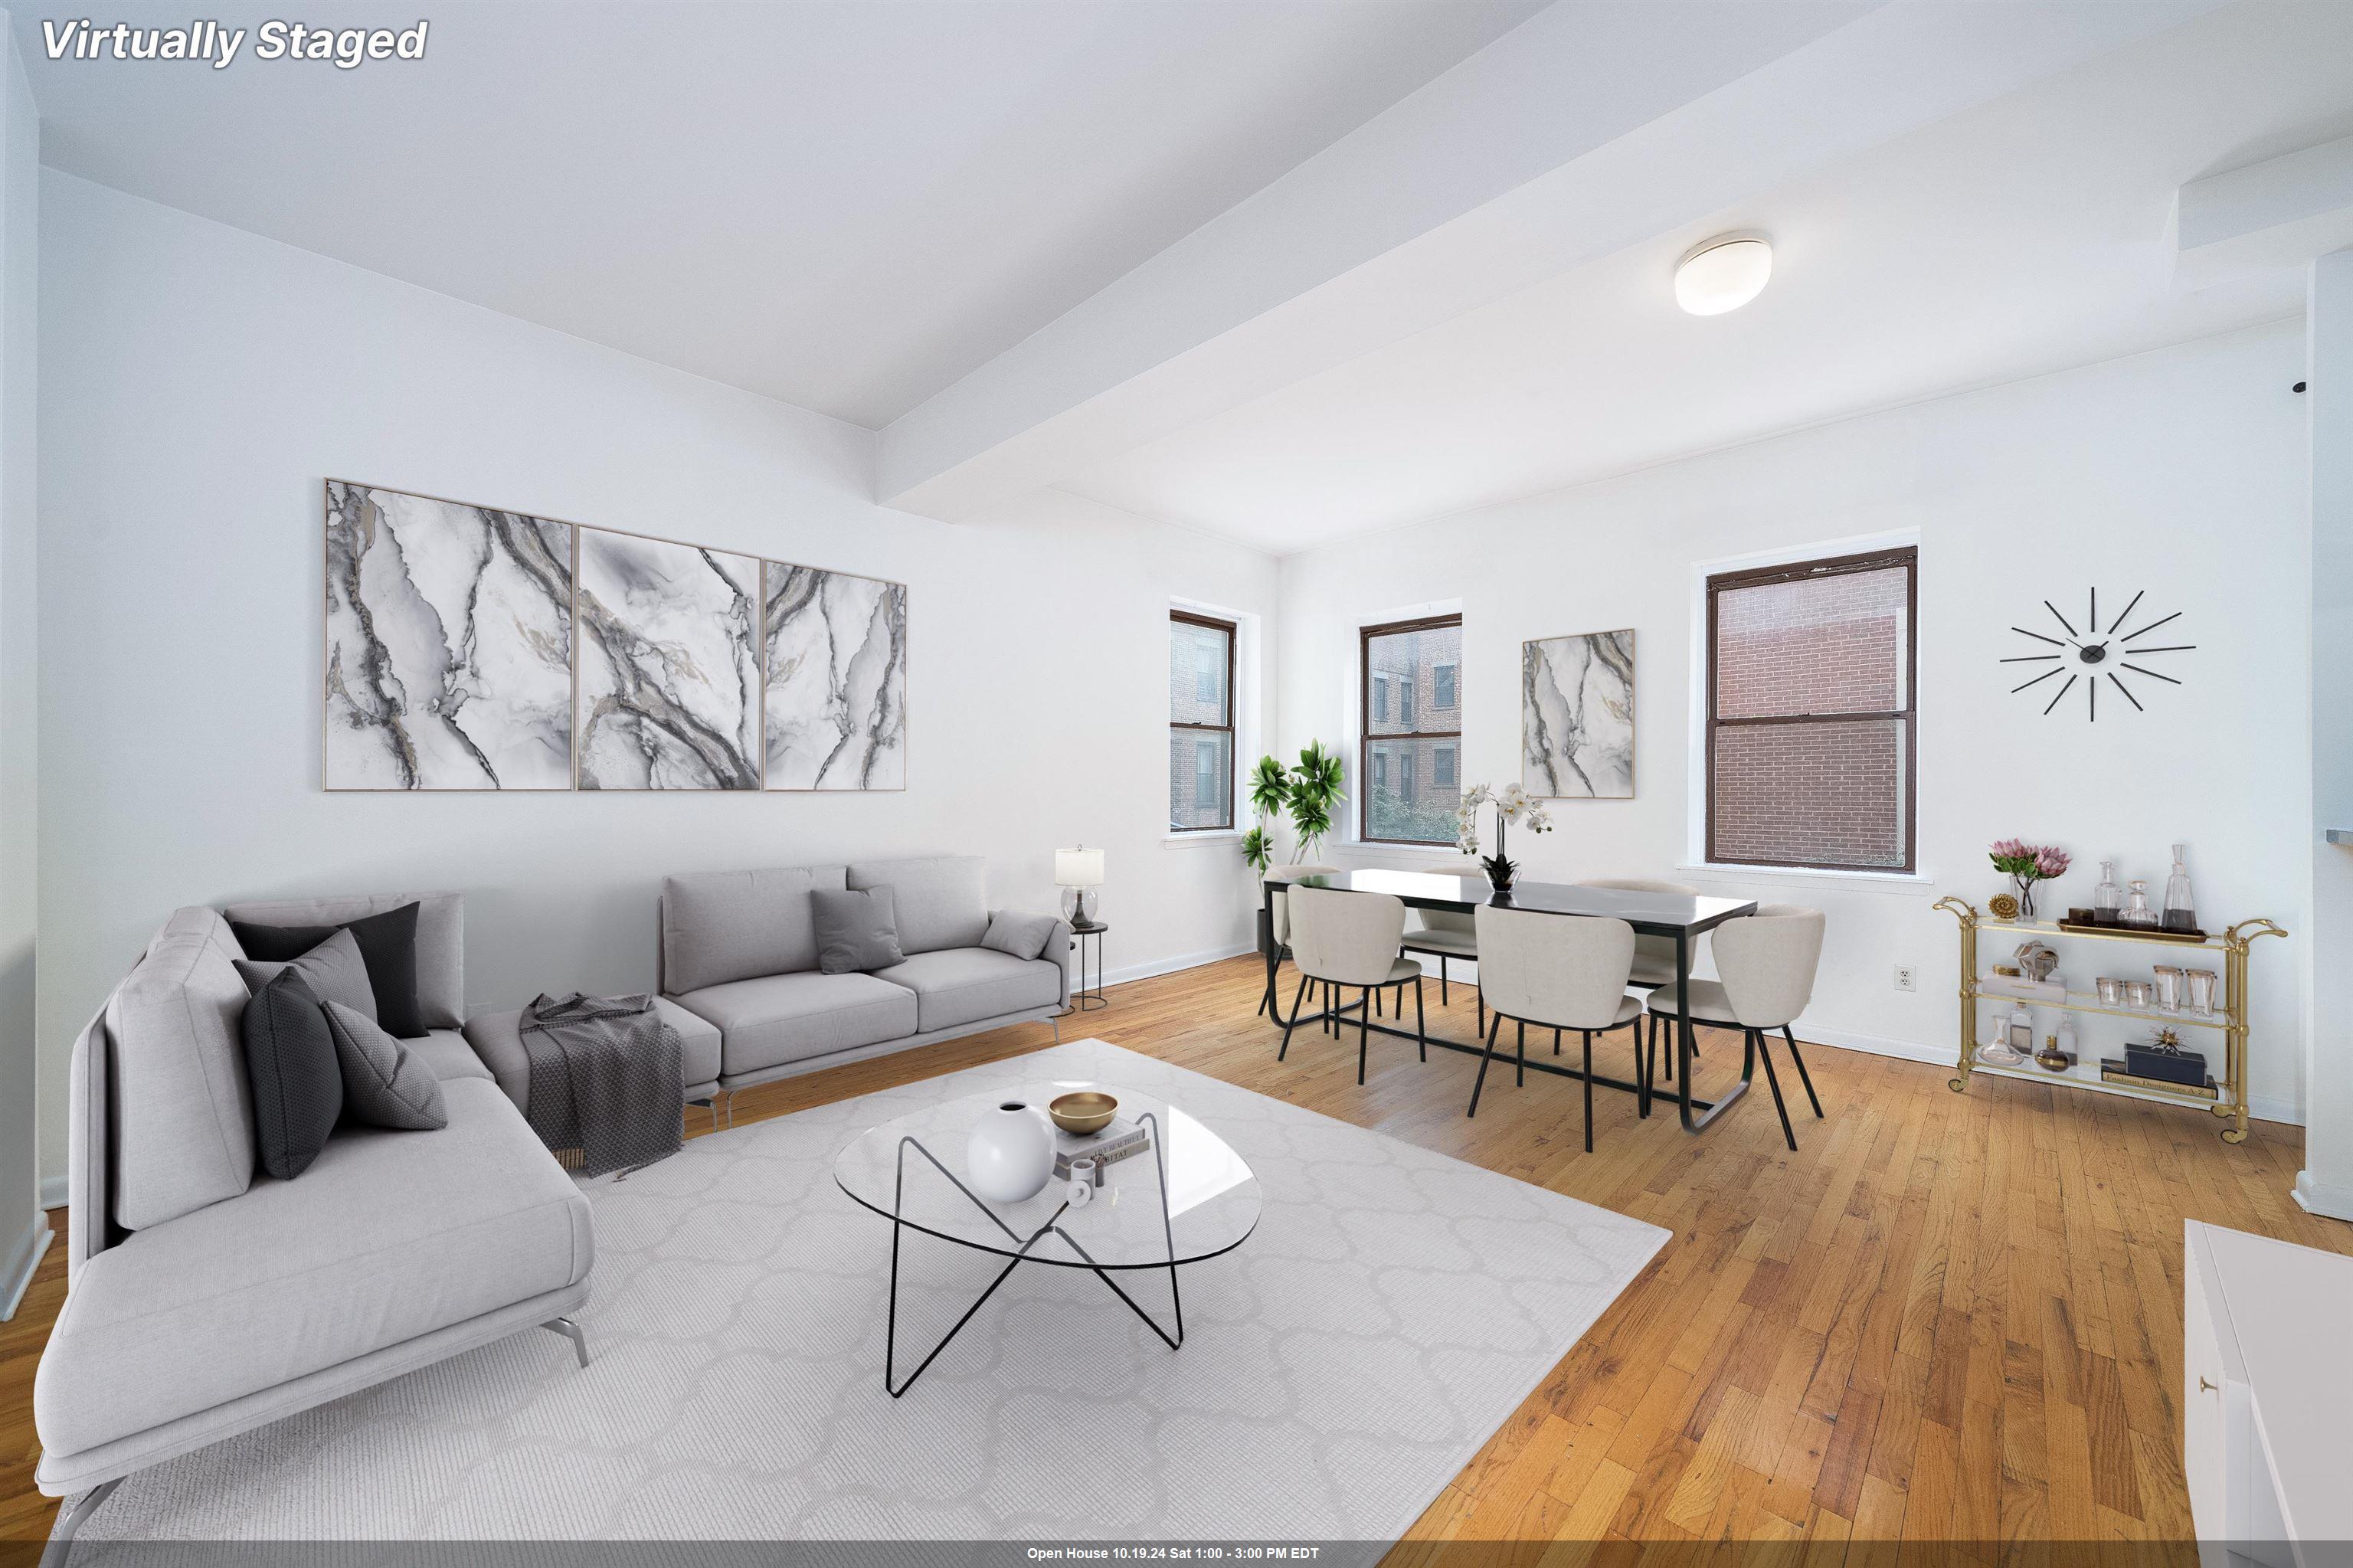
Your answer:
[1278,321,2311,1122]
[36,172,1278,1184]
[2300,250,2353,1215]
[0,15,43,1308]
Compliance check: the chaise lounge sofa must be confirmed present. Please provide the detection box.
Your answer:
[32,893,594,1541]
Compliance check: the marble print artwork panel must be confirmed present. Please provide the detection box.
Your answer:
[1523,629,1635,798]
[574,529,761,790]
[323,481,575,790]
[761,561,908,790]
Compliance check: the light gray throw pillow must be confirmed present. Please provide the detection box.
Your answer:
[811,886,905,975]
[981,909,1059,961]
[322,1001,448,1130]
[234,927,378,1024]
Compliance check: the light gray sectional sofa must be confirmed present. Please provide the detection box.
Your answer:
[34,894,594,1537]
[660,855,1072,1109]
[34,858,1064,1537]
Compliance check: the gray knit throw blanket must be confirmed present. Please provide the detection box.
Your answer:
[519,992,683,1178]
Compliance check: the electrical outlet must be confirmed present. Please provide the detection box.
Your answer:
[1893,964,1917,993]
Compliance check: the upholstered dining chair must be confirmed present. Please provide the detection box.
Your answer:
[1400,908,1483,1033]
[1580,877,1703,1081]
[1576,877,1703,987]
[1280,886,1426,1085]
[1258,864,1342,1016]
[1469,905,1642,1147]
[1644,902,1826,1151]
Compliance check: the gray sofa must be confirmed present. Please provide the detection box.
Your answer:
[660,855,1072,1111]
[33,895,594,1539]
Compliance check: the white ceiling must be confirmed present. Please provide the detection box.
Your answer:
[1060,2,2345,553]
[28,2,2345,558]
[20,0,1542,428]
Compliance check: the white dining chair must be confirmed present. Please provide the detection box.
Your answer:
[1576,878,1703,987]
[1470,905,1643,1147]
[1258,864,1342,1016]
[1281,886,1426,1085]
[1399,908,1484,1033]
[1644,903,1826,1150]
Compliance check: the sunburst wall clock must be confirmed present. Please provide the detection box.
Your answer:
[2004,588,2191,720]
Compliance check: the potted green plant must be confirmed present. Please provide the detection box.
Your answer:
[1239,741,1347,870]
[1241,755,1289,872]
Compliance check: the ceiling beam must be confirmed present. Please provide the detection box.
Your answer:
[2175,132,2353,290]
[879,0,2216,523]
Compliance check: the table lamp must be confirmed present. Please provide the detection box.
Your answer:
[1055,846,1105,927]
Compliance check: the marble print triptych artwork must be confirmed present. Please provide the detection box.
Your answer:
[761,562,908,791]
[1521,629,1635,799]
[574,531,762,791]
[324,481,577,790]
[324,482,907,791]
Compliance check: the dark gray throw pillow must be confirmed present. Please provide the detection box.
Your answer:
[322,1002,448,1131]
[981,909,1059,961]
[812,886,905,974]
[231,902,423,1038]
[235,927,378,1023]
[240,969,343,1179]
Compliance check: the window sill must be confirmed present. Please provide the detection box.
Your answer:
[1164,830,1243,849]
[1677,862,1936,892]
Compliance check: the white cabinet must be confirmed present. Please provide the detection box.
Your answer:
[2183,1221,2353,1567]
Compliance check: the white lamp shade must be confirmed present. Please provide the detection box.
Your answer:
[1054,847,1105,888]
[1674,236,1772,316]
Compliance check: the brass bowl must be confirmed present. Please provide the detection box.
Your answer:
[1049,1091,1118,1135]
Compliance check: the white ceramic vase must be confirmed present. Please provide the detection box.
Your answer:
[965,1100,1055,1203]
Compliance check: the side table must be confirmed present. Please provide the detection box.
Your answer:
[1069,920,1109,1011]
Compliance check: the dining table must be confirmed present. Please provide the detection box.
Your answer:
[1262,867,1759,1132]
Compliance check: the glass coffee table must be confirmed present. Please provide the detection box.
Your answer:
[833,1081,1261,1396]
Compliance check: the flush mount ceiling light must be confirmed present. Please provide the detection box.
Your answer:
[1674,234,1772,316]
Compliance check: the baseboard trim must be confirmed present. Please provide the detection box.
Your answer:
[1,1211,53,1321]
[1101,941,1257,990]
[2292,1170,2353,1223]
[39,1173,64,1211]
[1102,954,2311,1126]
[1795,1026,2302,1127]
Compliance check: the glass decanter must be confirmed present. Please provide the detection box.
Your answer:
[2093,859,2122,926]
[2122,879,2159,928]
[2162,843,2198,934]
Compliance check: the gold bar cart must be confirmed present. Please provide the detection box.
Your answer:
[1934,897,2286,1144]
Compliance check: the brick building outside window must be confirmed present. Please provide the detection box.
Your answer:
[1363,614,1462,844]
[1705,548,1916,872]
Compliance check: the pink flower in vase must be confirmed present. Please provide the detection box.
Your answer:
[2034,846,2070,880]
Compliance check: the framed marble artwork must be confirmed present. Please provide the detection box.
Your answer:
[761,561,908,790]
[574,528,762,791]
[1522,629,1635,799]
[323,480,576,790]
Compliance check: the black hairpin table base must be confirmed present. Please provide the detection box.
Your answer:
[883,1113,1182,1397]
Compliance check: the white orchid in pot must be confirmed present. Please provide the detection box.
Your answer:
[1456,781,1552,893]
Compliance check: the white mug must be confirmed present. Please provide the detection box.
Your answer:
[1066,1159,1097,1207]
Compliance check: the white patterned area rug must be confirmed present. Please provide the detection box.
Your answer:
[70,1039,1667,1550]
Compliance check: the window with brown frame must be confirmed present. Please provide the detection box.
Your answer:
[1706,547,1916,872]
[1168,611,1235,831]
[1361,614,1461,844]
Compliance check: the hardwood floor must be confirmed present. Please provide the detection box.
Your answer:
[4,952,2341,1552]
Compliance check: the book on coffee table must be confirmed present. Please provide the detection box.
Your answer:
[1054,1116,1150,1177]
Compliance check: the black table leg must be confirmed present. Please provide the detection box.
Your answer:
[1675,930,1751,1134]
[1674,930,1695,1129]
[1258,905,1277,1016]
[886,1136,1065,1398]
